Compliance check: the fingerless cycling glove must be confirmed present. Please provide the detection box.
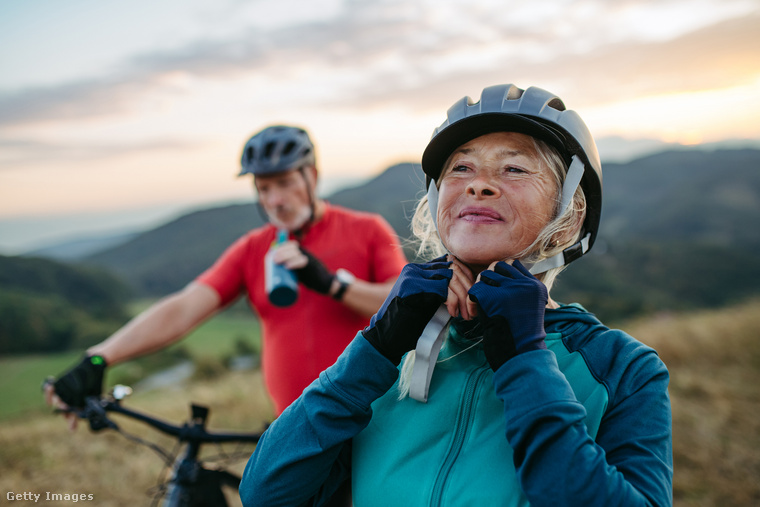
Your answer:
[53,355,108,408]
[293,246,335,294]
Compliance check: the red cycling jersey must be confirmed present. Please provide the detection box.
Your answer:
[197,203,407,414]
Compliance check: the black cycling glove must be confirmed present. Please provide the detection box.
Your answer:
[53,355,108,408]
[293,246,336,294]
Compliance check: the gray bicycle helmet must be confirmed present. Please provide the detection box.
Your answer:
[421,84,603,272]
[239,125,315,176]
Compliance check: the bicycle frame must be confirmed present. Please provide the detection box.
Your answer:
[69,387,263,507]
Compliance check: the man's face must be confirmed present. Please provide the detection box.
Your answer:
[254,167,315,230]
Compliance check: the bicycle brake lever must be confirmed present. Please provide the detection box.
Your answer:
[42,377,115,431]
[83,396,119,432]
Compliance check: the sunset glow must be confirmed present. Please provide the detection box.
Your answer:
[1,0,759,252]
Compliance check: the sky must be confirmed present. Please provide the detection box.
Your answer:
[1,0,759,254]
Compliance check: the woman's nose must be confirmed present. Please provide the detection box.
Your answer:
[466,174,500,198]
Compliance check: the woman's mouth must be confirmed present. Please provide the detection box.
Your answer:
[458,207,502,223]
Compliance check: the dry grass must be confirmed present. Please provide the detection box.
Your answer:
[619,298,760,506]
[2,300,759,506]
[0,369,274,506]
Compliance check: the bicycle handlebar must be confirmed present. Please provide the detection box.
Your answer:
[66,390,262,445]
[47,383,263,506]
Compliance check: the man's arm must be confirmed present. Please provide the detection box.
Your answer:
[86,281,222,365]
[45,282,223,430]
[328,277,398,318]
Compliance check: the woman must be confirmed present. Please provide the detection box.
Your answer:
[239,84,673,506]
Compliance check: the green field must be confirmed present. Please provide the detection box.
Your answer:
[0,309,261,421]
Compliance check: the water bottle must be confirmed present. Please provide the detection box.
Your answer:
[265,229,299,307]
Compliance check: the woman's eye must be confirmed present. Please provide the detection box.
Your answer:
[451,164,469,173]
[505,166,526,174]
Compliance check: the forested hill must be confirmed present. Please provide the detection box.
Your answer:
[597,148,760,245]
[83,148,760,322]
[0,255,132,354]
[556,148,760,319]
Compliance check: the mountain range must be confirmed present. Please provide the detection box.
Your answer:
[67,147,760,322]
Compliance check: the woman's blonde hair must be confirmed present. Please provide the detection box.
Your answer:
[398,135,586,399]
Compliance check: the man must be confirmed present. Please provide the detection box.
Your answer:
[46,125,407,424]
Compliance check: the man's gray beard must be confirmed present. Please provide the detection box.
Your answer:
[269,205,311,231]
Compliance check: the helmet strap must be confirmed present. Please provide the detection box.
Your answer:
[295,166,317,238]
[409,305,451,403]
[559,156,585,218]
[426,179,441,233]
[526,155,586,274]
[301,166,316,218]
[525,232,591,274]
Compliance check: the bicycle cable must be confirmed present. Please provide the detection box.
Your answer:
[148,440,182,506]
[113,424,176,466]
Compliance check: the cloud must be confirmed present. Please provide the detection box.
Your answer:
[0,0,757,131]
[0,137,199,168]
[330,11,760,111]
[554,11,760,104]
[0,77,167,127]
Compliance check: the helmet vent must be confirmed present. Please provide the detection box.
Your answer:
[506,86,524,100]
[239,125,315,176]
[547,97,566,112]
[282,141,296,156]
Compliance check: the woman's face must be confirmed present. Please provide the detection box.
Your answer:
[437,131,558,273]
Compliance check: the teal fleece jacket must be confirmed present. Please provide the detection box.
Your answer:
[240,304,673,506]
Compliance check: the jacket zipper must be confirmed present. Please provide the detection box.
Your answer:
[429,366,489,506]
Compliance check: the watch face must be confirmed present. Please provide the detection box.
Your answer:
[336,268,355,284]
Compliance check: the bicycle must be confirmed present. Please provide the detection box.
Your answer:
[50,383,264,507]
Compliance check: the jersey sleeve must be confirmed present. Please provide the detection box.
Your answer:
[195,233,252,306]
[493,344,672,506]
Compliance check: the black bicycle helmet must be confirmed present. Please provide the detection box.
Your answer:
[239,125,315,176]
[421,84,603,270]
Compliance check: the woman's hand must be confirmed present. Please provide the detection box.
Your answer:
[468,260,548,371]
[362,257,452,365]
[446,255,477,320]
